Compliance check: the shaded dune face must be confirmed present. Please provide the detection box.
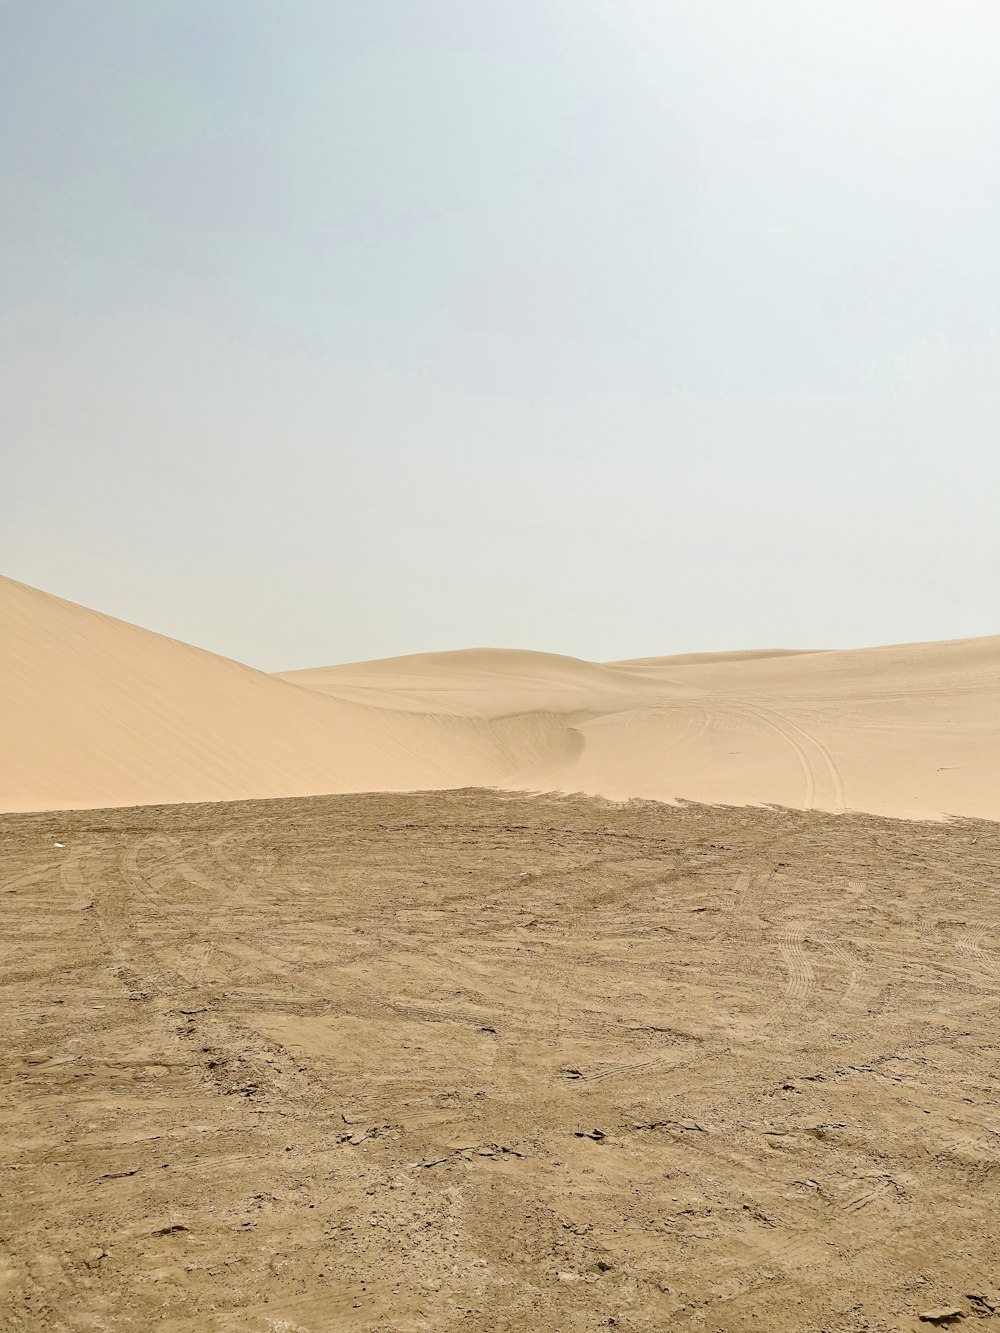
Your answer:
[2,574,998,818]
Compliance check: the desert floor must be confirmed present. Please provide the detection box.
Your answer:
[2,789,998,1332]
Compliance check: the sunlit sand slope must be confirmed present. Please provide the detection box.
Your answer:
[0,578,560,812]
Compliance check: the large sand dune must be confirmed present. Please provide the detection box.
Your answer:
[2,574,997,818]
[0,578,557,813]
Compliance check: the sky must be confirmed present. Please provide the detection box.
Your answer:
[2,0,998,670]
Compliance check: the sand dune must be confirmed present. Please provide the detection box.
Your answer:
[2,574,998,818]
[280,634,1000,821]
[611,647,821,666]
[0,578,560,812]
[278,647,655,717]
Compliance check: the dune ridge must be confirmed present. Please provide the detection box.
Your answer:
[2,574,997,819]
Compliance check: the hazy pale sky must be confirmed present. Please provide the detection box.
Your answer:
[3,1,998,669]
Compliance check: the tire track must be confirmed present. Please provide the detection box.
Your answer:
[650,1121,893,1278]
[0,859,61,895]
[737,705,816,809]
[821,937,862,1008]
[770,708,847,814]
[778,922,814,1001]
[727,869,768,951]
[719,701,846,813]
[778,925,865,1016]
[580,1052,685,1084]
[120,833,268,991]
[954,925,998,979]
[751,1224,834,1273]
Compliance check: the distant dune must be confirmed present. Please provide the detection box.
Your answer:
[2,575,998,819]
[610,648,821,667]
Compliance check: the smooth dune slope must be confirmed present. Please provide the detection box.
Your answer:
[0,577,561,812]
[3,575,998,818]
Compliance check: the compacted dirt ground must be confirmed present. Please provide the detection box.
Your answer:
[1,789,999,1332]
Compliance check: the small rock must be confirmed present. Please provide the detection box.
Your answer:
[918,1309,965,1325]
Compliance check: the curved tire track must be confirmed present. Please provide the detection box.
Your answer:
[778,923,814,1001]
[719,701,846,813]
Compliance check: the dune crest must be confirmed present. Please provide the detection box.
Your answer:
[2,575,997,819]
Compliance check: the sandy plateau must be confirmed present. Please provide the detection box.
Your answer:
[2,577,1000,1330]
